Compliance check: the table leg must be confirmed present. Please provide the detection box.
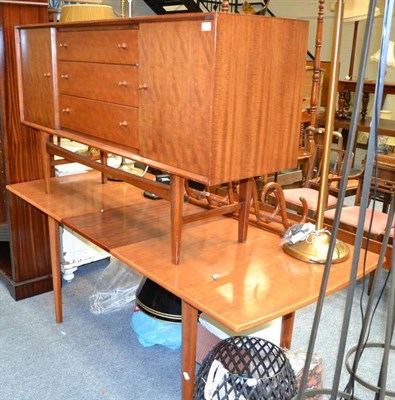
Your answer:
[40,131,51,194]
[170,175,185,264]
[238,178,253,242]
[280,312,295,349]
[336,89,346,118]
[361,92,370,120]
[181,300,198,400]
[100,150,108,184]
[48,217,62,323]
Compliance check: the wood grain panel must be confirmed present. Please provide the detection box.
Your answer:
[8,192,52,300]
[139,19,215,179]
[0,114,7,224]
[57,29,139,64]
[58,61,139,106]
[0,2,52,300]
[59,95,139,148]
[0,4,48,184]
[211,14,309,184]
[19,27,57,129]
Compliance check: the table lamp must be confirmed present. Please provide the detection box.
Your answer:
[370,39,395,68]
[60,3,116,22]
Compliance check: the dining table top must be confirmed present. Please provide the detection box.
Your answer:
[7,171,379,332]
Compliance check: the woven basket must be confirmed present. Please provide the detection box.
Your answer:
[194,336,297,399]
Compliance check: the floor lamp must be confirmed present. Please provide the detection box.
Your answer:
[295,0,394,397]
[283,0,350,263]
[331,0,380,81]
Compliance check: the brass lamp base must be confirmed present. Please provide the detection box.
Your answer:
[283,231,350,264]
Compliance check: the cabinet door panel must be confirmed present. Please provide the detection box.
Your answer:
[138,21,215,179]
[59,95,139,149]
[58,61,138,107]
[57,29,138,64]
[19,28,57,128]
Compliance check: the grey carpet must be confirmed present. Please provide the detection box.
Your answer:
[0,259,181,400]
[0,257,393,400]
[291,266,394,399]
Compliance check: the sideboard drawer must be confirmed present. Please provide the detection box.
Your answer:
[58,61,138,107]
[59,95,139,149]
[57,29,138,65]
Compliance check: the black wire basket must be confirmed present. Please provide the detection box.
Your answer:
[194,336,297,400]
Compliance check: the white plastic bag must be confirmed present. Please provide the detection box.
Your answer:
[89,257,143,315]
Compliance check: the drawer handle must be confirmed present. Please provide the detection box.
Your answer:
[119,121,128,127]
[118,81,128,87]
[43,72,51,78]
[61,74,69,79]
[138,84,148,90]
[61,108,70,113]
[59,43,68,48]
[117,43,127,49]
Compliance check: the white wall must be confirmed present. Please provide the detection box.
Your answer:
[103,0,155,17]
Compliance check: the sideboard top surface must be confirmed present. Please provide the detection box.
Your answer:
[15,11,308,30]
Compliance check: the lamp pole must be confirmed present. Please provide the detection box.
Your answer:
[283,0,350,263]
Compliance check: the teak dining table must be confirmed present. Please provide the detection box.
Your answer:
[7,171,379,399]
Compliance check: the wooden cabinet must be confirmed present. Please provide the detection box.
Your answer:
[16,13,308,185]
[0,0,52,300]
[15,13,308,263]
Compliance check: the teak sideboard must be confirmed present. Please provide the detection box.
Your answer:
[15,13,308,263]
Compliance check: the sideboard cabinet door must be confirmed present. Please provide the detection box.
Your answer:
[138,20,215,179]
[18,28,58,129]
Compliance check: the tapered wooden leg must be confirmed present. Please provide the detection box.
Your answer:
[170,175,185,264]
[40,131,51,194]
[182,300,198,400]
[280,312,295,349]
[238,178,253,242]
[100,150,108,184]
[48,217,62,323]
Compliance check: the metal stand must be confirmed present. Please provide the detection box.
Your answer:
[295,0,395,398]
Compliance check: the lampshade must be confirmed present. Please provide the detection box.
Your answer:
[60,4,116,22]
[330,0,380,22]
[370,40,395,68]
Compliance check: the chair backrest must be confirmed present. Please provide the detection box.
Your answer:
[305,144,352,189]
[371,154,395,205]
[355,154,395,207]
